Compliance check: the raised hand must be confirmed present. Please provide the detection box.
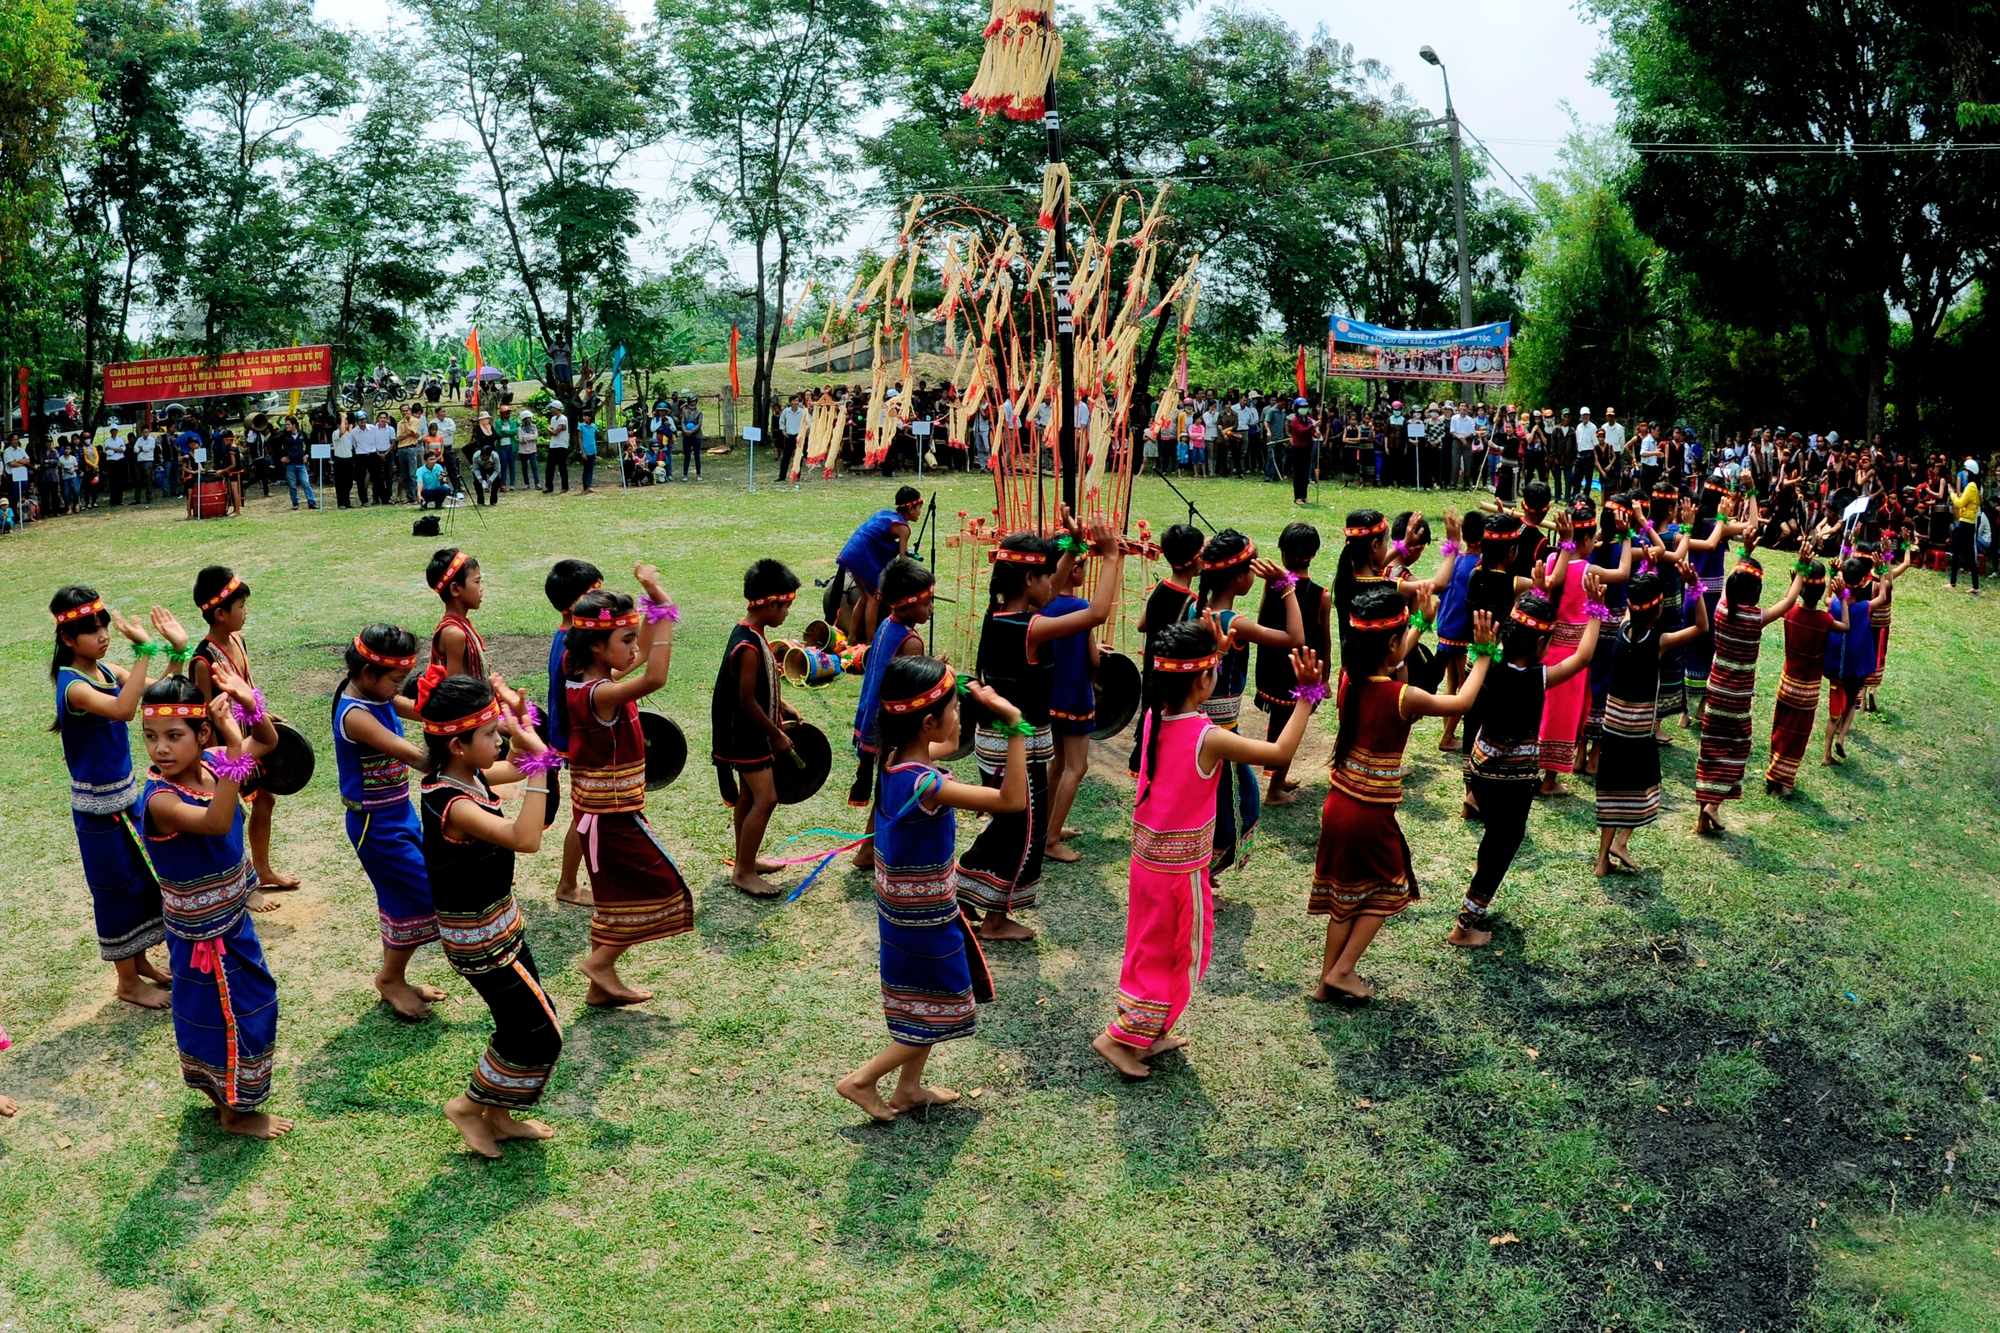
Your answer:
[150,606,189,652]
[1444,509,1463,542]
[1088,519,1118,556]
[1470,609,1499,646]
[633,562,665,599]
[1290,646,1324,688]
[1250,557,1286,582]
[111,608,151,645]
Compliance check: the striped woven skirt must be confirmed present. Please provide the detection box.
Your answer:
[1865,608,1891,691]
[167,910,278,1112]
[1594,696,1662,829]
[1310,789,1418,922]
[345,803,439,951]
[957,724,1051,914]
[1682,587,1722,715]
[1764,669,1822,788]
[1537,621,1588,773]
[1584,620,1621,740]
[878,860,988,1045]
[75,807,166,961]
[1656,594,1687,719]
[1202,693,1260,873]
[1694,658,1757,802]
[577,811,694,948]
[461,943,563,1110]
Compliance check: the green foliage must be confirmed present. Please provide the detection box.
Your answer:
[0,0,93,394]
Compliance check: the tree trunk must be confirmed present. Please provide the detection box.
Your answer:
[750,226,771,442]
[1862,294,1889,440]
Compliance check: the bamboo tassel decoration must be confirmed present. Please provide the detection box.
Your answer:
[962,0,1063,122]
[1038,162,1070,230]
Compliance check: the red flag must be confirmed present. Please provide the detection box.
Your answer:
[728,326,741,397]
[466,328,482,379]
[1294,346,1308,399]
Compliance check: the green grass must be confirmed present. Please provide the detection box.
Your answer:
[2,460,1997,1332]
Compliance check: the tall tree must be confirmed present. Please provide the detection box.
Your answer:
[1597,0,2000,436]
[657,0,886,437]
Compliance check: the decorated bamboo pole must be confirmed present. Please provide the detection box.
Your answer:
[1045,77,1077,516]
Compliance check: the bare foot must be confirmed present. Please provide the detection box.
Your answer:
[254,868,301,890]
[218,1107,295,1139]
[446,1095,502,1158]
[376,977,440,1021]
[485,1108,555,1141]
[731,871,783,899]
[1437,735,1461,752]
[1695,806,1724,837]
[1446,923,1493,947]
[1091,1032,1152,1078]
[1538,780,1566,797]
[753,857,787,873]
[1281,779,1301,793]
[1821,753,1839,767]
[835,1072,897,1122]
[0,1095,15,1117]
[1044,841,1082,863]
[1312,973,1373,1003]
[116,975,172,1009]
[136,955,173,987]
[1144,1033,1190,1059]
[851,848,876,872]
[977,913,1036,942]
[580,957,653,1006]
[1594,856,1613,878]
[1060,825,1082,840]
[556,880,594,907]
[1265,787,1299,807]
[889,1084,961,1112]
[246,889,279,913]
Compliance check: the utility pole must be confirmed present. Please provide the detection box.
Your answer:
[1421,45,1475,401]
[1045,74,1077,516]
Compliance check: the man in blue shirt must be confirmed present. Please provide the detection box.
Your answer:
[577,411,599,493]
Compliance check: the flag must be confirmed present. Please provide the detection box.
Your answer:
[611,344,626,407]
[466,328,483,387]
[1294,346,1307,399]
[728,326,741,397]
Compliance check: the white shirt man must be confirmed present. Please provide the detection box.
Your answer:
[1637,425,1659,466]
[134,430,158,465]
[332,422,357,459]
[1449,407,1476,442]
[437,413,456,450]
[104,431,127,466]
[547,410,570,452]
[778,400,803,440]
[1600,410,1626,457]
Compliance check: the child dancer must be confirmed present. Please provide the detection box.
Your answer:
[1452,586,1600,944]
[1253,522,1331,806]
[1094,625,1325,1076]
[139,667,291,1138]
[1822,556,1876,767]
[1428,511,1481,750]
[1043,552,1101,863]
[50,586,183,1007]
[567,568,691,1002]
[836,486,922,643]
[419,674,563,1157]
[711,559,802,898]
[1763,550,1847,795]
[836,657,1019,1122]
[189,565,295,900]
[959,515,1121,941]
[1694,555,1803,834]
[1594,573,1711,872]
[850,557,936,870]
[1184,529,1300,870]
[1681,478,1759,728]
[334,622,446,1019]
[1537,501,1608,793]
[1312,587,1493,1001]
[1860,540,1912,712]
[425,548,488,682]
[545,558,602,906]
[1126,522,1205,776]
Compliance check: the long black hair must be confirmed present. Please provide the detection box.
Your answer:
[564,588,636,678]
[1333,584,1406,765]
[987,531,1053,610]
[49,584,109,679]
[420,674,495,770]
[1139,621,1217,784]
[1724,555,1765,607]
[1197,529,1253,604]
[1501,589,1558,662]
[1797,558,1826,608]
[1332,508,1387,621]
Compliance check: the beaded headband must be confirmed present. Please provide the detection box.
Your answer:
[580,605,645,628]
[1800,574,1826,586]
[353,635,417,670]
[991,547,1047,565]
[1733,560,1762,577]
[1201,542,1255,572]
[746,591,797,607]
[1627,594,1662,611]
[891,588,935,609]
[1344,518,1387,539]
[1154,652,1220,673]
[54,598,106,625]
[429,550,468,592]
[423,699,502,736]
[1510,605,1557,631]
[880,669,955,713]
[1350,607,1411,632]
[142,702,206,720]
[197,574,243,613]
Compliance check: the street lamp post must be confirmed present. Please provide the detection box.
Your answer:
[1420,44,1476,400]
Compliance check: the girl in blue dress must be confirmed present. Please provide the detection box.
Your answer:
[333,622,446,1019]
[836,656,1020,1124]
[139,667,291,1138]
[848,556,936,869]
[49,585,187,1008]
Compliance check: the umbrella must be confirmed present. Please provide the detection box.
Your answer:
[476,366,505,381]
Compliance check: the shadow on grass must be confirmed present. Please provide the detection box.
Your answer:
[296,1002,448,1117]
[363,1147,552,1314]
[97,1108,272,1290]
[835,1101,988,1288]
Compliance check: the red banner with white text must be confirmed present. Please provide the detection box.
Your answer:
[101,345,334,405]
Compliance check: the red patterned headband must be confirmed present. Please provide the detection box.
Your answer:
[1344,519,1387,539]
[430,550,468,592]
[1202,542,1255,572]
[891,588,935,610]
[1350,608,1411,632]
[881,670,955,713]
[55,598,106,625]
[1510,605,1557,632]
[1627,594,1662,612]
[566,581,604,612]
[991,547,1047,565]
[1154,653,1219,673]
[142,702,206,720]
[198,574,243,613]
[747,591,797,608]
[1733,560,1762,577]
[582,606,645,628]
[353,635,417,670]
[423,699,502,736]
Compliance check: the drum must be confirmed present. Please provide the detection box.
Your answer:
[800,619,846,652]
[783,645,844,689]
[191,480,229,519]
[772,721,832,804]
[1090,651,1142,741]
[243,721,315,796]
[638,708,687,790]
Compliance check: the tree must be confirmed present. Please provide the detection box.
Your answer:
[1596,0,2000,437]
[658,0,886,437]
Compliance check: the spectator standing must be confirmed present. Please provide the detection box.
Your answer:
[102,428,127,507]
[681,399,704,480]
[473,440,502,505]
[1449,401,1477,489]
[544,404,571,493]
[517,410,541,490]
[1600,406,1627,474]
[278,417,318,510]
[1548,410,1575,500]
[495,405,519,487]
[1287,397,1319,505]
[131,429,157,504]
[331,412,358,508]
[395,406,422,502]
[577,410,599,493]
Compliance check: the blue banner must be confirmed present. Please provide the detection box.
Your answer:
[1328,316,1511,348]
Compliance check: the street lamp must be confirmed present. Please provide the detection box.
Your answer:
[1420,45,1475,338]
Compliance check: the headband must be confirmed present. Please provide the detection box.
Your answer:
[890,588,935,610]
[1154,652,1220,673]
[880,669,955,714]
[580,605,645,628]
[54,598,105,625]
[746,591,797,608]
[1626,593,1662,612]
[1733,560,1762,577]
[1800,574,1826,586]
[1344,518,1387,539]
[1350,607,1411,632]
[141,702,205,720]
[1201,542,1255,572]
[1510,605,1557,632]
[352,635,417,670]
[991,547,1048,565]
[197,574,243,613]
[429,551,468,592]
[422,699,502,736]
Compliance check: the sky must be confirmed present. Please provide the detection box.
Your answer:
[309,0,1617,285]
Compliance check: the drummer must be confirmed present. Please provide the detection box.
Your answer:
[711,559,804,898]
[836,486,923,644]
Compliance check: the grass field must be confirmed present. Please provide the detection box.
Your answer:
[2,457,1997,1332]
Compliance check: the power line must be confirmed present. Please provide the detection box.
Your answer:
[908,137,1430,197]
[1481,136,2000,155]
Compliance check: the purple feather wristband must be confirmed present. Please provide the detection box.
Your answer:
[210,751,258,784]
[1290,681,1329,707]
[227,687,269,731]
[640,596,680,624]
[514,747,565,778]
